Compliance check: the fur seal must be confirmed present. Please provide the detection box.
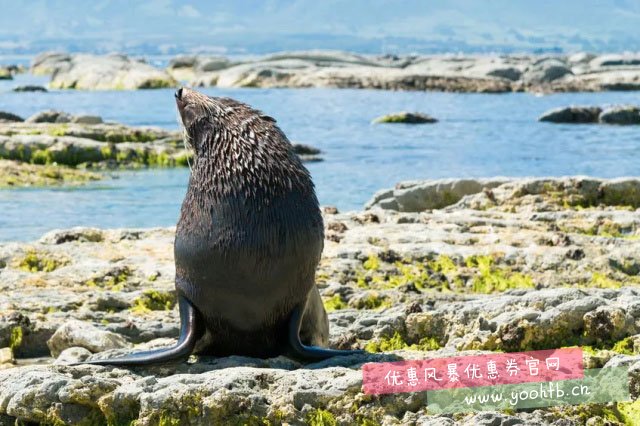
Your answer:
[88,87,362,365]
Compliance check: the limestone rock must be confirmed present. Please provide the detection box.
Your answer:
[47,319,130,357]
[30,51,71,75]
[49,54,177,90]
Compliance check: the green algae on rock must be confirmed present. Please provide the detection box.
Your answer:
[0,159,102,188]
[353,253,535,294]
[131,290,177,313]
[15,249,70,273]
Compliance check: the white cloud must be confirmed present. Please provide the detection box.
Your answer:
[178,4,201,18]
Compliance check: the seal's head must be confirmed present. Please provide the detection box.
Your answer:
[174,87,314,198]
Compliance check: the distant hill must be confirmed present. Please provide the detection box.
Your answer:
[0,0,639,55]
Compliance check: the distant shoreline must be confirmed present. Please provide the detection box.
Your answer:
[0,50,635,93]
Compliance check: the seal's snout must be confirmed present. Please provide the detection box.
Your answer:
[175,87,210,130]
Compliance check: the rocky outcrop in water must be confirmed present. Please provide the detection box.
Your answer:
[0,116,186,186]
[372,112,438,124]
[47,54,177,90]
[12,85,48,93]
[599,105,640,125]
[174,50,640,93]
[539,105,640,124]
[0,68,12,80]
[0,177,639,424]
[0,159,101,188]
[0,114,322,186]
[538,106,603,123]
[0,121,187,169]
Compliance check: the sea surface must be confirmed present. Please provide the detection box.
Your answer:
[0,72,639,241]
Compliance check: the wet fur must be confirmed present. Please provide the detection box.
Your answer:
[175,89,329,357]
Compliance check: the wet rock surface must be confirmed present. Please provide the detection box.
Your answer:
[0,177,639,424]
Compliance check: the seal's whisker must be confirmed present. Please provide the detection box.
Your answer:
[177,109,193,173]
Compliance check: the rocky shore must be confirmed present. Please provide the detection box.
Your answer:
[28,50,640,93]
[0,177,639,424]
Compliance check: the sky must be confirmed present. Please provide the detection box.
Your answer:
[0,0,639,54]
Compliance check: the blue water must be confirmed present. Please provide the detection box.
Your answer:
[1,73,640,241]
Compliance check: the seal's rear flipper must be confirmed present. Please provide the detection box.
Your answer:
[82,295,202,366]
[288,305,365,360]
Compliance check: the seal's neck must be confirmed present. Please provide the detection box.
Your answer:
[188,146,312,203]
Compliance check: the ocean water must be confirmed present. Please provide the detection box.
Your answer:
[0,73,639,241]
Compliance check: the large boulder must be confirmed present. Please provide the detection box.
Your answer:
[30,51,72,76]
[523,58,573,85]
[47,319,130,357]
[195,56,232,72]
[167,55,198,69]
[539,106,602,123]
[599,105,640,125]
[25,110,72,123]
[49,54,177,90]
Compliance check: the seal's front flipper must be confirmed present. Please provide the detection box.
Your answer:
[287,304,365,361]
[83,294,202,366]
